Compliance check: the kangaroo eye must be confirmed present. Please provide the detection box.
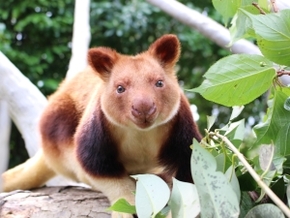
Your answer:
[155,80,164,88]
[117,85,126,93]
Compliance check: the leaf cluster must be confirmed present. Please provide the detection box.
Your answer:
[189,0,290,216]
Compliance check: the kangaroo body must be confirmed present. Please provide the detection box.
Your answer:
[2,35,201,218]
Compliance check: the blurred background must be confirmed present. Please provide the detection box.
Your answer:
[0,0,265,168]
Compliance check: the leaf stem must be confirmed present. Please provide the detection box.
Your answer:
[277,69,290,77]
[214,132,290,217]
[252,2,266,15]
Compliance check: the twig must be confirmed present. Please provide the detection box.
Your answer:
[277,69,290,77]
[213,132,290,217]
[270,0,279,13]
[252,2,266,15]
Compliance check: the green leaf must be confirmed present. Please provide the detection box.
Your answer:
[257,36,290,66]
[108,198,136,213]
[229,106,244,121]
[190,54,275,107]
[252,151,284,201]
[244,204,284,218]
[155,206,170,218]
[215,153,232,173]
[284,97,290,111]
[241,0,256,6]
[271,177,285,202]
[283,156,290,174]
[238,172,257,191]
[220,119,245,148]
[212,0,241,24]
[247,9,290,65]
[132,174,170,218]
[230,6,259,44]
[191,140,240,218]
[258,0,271,13]
[254,89,290,156]
[225,166,241,202]
[258,144,275,171]
[169,178,200,218]
[207,115,217,130]
[225,119,245,142]
[239,192,255,218]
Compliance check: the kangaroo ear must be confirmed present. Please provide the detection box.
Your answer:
[148,34,181,68]
[88,47,118,79]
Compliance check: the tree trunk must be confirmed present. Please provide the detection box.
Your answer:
[0,186,111,218]
[0,52,72,187]
[0,101,10,191]
[66,0,91,79]
[0,52,47,158]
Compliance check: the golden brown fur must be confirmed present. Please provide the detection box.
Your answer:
[2,35,201,218]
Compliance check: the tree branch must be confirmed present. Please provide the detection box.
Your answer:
[0,52,47,157]
[0,52,74,187]
[0,101,10,192]
[146,0,261,55]
[66,0,91,79]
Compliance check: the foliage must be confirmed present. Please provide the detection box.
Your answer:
[169,178,200,217]
[109,175,200,218]
[191,0,290,217]
[191,141,240,217]
[131,174,170,217]
[191,54,275,106]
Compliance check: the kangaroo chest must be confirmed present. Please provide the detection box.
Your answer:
[116,128,167,174]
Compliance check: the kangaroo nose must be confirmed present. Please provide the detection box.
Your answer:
[131,99,156,119]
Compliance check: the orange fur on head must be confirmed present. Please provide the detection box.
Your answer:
[90,34,182,130]
[148,34,181,69]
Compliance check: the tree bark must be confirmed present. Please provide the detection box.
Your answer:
[0,186,111,218]
[66,0,91,79]
[0,101,10,192]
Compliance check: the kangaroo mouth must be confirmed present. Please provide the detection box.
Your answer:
[133,118,155,129]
